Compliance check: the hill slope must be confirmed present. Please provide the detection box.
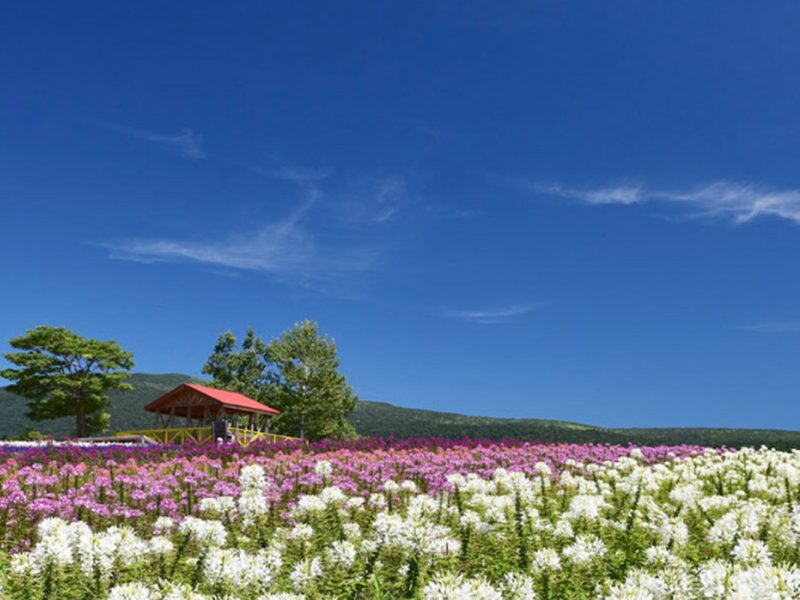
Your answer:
[0,373,203,438]
[2,373,800,448]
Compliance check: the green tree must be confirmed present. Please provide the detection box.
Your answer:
[1,326,134,437]
[201,328,268,399]
[266,320,358,440]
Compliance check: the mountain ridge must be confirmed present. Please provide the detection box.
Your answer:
[2,373,800,448]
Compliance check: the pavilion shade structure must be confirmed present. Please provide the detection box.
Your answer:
[144,383,280,430]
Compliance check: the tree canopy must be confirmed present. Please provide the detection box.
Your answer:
[267,320,358,440]
[202,320,358,440]
[201,328,267,399]
[1,326,134,437]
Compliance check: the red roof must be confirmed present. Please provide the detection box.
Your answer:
[145,383,280,417]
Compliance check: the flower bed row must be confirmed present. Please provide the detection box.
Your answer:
[5,440,797,598]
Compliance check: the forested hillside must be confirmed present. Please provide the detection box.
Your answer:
[0,373,202,438]
[2,373,800,448]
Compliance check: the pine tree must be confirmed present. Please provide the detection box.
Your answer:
[1,326,134,437]
[266,320,358,440]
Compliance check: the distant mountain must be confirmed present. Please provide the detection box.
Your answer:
[2,373,800,448]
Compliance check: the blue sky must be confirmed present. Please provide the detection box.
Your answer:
[3,1,800,428]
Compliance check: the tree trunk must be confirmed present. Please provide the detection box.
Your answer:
[76,410,87,438]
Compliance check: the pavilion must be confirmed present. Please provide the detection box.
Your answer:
[115,383,287,445]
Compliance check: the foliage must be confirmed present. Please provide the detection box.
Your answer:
[0,326,134,437]
[201,328,268,400]
[19,428,47,442]
[2,444,800,598]
[201,322,358,441]
[266,320,358,440]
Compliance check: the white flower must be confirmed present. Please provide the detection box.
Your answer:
[153,517,175,533]
[401,480,418,493]
[288,523,314,541]
[240,463,268,490]
[239,487,268,526]
[293,495,327,516]
[107,582,156,600]
[423,573,503,600]
[178,517,227,547]
[562,534,607,565]
[345,497,365,511]
[447,473,467,488]
[200,495,237,514]
[708,511,739,545]
[161,583,212,600]
[604,570,665,600]
[343,522,362,540]
[289,557,323,592]
[501,572,537,599]
[204,547,283,591]
[314,460,333,478]
[530,548,561,573]
[460,510,485,529]
[147,536,174,556]
[731,539,772,566]
[320,486,346,505]
[699,559,731,598]
[9,553,36,576]
[644,546,678,566]
[368,493,387,509]
[727,564,800,598]
[565,494,607,521]
[327,540,357,568]
[553,518,574,539]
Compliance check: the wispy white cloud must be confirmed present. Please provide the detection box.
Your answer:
[531,182,644,205]
[525,180,800,225]
[107,124,206,159]
[447,304,540,324]
[250,165,333,188]
[249,165,407,225]
[738,321,800,334]
[340,176,407,225]
[371,178,405,222]
[106,207,312,274]
[103,166,376,288]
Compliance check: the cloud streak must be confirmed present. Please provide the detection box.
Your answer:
[251,165,333,188]
[103,207,374,285]
[338,176,408,225]
[107,124,206,159]
[250,165,408,225]
[526,180,800,225]
[447,304,540,324]
[103,167,377,289]
[532,182,644,205]
[738,321,800,334]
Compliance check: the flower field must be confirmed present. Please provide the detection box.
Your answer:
[1,439,800,598]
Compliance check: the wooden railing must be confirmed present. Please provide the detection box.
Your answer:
[114,426,213,444]
[114,427,295,446]
[228,428,295,446]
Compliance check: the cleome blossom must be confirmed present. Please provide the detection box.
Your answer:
[4,441,800,598]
